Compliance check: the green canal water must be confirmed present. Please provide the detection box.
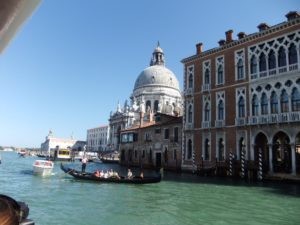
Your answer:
[0,151,299,225]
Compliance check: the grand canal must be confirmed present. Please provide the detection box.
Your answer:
[1,151,299,225]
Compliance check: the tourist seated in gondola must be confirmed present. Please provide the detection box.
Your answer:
[94,169,100,177]
[108,169,114,177]
[99,170,104,177]
[127,169,133,179]
[103,170,109,178]
[112,171,120,179]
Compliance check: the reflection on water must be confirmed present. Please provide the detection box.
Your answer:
[1,151,300,225]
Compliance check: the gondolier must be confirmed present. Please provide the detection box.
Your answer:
[81,156,88,173]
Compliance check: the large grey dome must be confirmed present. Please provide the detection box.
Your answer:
[134,65,180,91]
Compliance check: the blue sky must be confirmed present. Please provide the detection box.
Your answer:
[0,0,298,147]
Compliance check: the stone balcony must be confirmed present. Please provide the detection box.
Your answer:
[201,121,211,129]
[215,120,225,128]
[184,88,194,96]
[201,83,211,92]
[248,111,300,125]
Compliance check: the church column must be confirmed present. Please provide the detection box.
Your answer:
[291,143,296,176]
[268,143,273,174]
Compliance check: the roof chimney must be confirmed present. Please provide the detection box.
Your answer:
[257,23,270,32]
[196,42,203,55]
[285,11,300,21]
[225,30,233,43]
[237,32,246,40]
[218,39,225,46]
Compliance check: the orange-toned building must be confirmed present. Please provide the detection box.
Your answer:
[181,12,300,179]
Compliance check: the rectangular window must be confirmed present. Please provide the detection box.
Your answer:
[164,129,169,139]
[174,127,179,142]
[155,128,161,134]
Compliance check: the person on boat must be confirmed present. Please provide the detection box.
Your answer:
[108,169,114,177]
[81,156,88,173]
[112,171,120,179]
[127,169,133,179]
[103,170,109,178]
[94,169,100,177]
[139,171,144,179]
[99,170,104,177]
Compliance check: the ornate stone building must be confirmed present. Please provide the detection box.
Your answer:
[108,43,182,151]
[181,12,300,178]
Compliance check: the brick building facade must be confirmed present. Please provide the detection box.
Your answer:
[181,11,300,179]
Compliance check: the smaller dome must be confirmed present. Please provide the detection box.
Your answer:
[154,46,163,53]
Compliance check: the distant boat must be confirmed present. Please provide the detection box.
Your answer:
[2,148,13,152]
[33,160,54,176]
[47,149,72,161]
[18,149,27,157]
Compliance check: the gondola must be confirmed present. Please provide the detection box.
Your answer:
[60,164,161,184]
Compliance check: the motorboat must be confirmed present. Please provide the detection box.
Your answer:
[33,160,54,176]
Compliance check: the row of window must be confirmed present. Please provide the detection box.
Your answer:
[185,87,300,124]
[186,41,300,89]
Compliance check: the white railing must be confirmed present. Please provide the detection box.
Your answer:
[185,123,194,130]
[201,84,211,92]
[185,88,194,96]
[215,120,225,128]
[202,121,211,129]
[278,66,287,74]
[249,112,300,125]
[251,63,299,80]
[289,63,298,71]
[235,117,247,126]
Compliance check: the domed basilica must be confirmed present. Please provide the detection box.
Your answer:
[108,43,182,150]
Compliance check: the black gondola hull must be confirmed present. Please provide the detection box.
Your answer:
[60,164,161,184]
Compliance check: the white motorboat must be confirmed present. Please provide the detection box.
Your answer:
[33,160,54,176]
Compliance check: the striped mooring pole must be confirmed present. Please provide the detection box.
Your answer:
[229,152,233,176]
[192,151,196,173]
[258,148,263,181]
[240,149,245,178]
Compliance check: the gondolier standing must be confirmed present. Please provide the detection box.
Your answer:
[81,156,88,173]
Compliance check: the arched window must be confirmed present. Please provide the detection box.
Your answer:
[188,105,193,123]
[268,50,276,70]
[250,55,257,74]
[188,73,193,88]
[261,93,268,115]
[238,96,245,117]
[187,139,192,159]
[217,65,223,84]
[154,100,159,112]
[270,91,278,114]
[291,88,300,111]
[237,59,244,80]
[218,138,225,161]
[278,47,287,67]
[204,69,210,84]
[146,100,151,112]
[252,95,259,116]
[281,90,289,113]
[204,103,210,121]
[259,53,267,72]
[204,139,210,160]
[288,44,298,65]
[218,100,224,120]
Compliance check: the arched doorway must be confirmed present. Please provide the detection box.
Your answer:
[254,132,269,174]
[295,132,300,174]
[272,131,291,173]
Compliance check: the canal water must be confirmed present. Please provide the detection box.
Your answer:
[0,151,299,225]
